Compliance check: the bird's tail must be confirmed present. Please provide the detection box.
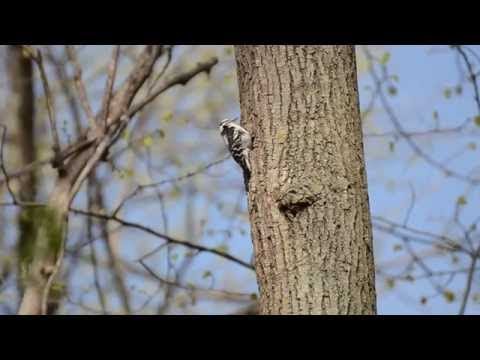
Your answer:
[243,170,250,193]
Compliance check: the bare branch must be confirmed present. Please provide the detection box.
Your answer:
[101,45,121,129]
[0,125,19,204]
[22,46,63,168]
[112,156,228,216]
[459,248,480,315]
[364,122,469,138]
[87,177,108,314]
[403,183,416,227]
[0,138,95,188]
[454,46,480,115]
[45,47,83,136]
[147,45,174,94]
[0,125,43,209]
[373,215,468,253]
[92,174,132,314]
[138,260,252,301]
[129,57,218,117]
[65,45,97,130]
[71,207,254,271]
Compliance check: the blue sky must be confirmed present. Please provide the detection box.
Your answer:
[359,45,480,314]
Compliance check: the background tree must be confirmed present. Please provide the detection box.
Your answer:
[5,46,37,303]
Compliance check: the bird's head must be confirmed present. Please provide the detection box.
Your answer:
[219,118,234,130]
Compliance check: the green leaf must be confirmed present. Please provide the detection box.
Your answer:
[202,270,212,279]
[455,85,463,95]
[473,293,480,303]
[474,115,480,127]
[443,290,455,303]
[387,86,397,96]
[457,196,467,206]
[186,282,195,290]
[386,278,395,289]
[162,111,174,122]
[170,187,182,199]
[444,88,452,99]
[380,52,391,65]
[389,142,395,152]
[143,135,153,148]
[117,169,134,179]
[215,245,229,254]
[390,74,399,82]
[250,293,258,300]
[121,130,130,141]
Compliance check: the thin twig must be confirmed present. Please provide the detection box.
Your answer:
[0,139,95,187]
[22,46,62,164]
[71,207,254,271]
[455,46,480,115]
[101,45,121,130]
[45,47,83,136]
[93,175,132,314]
[0,125,19,204]
[138,260,252,300]
[112,156,228,216]
[65,45,97,130]
[458,248,480,315]
[142,156,229,189]
[373,215,467,253]
[147,45,174,94]
[403,183,416,227]
[129,57,218,117]
[380,266,480,281]
[87,176,108,314]
[363,122,469,138]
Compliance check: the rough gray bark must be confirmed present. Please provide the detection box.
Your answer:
[234,45,376,315]
[6,46,37,297]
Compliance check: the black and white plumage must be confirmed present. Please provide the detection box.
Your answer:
[219,118,252,191]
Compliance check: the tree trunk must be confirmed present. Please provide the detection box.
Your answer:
[6,46,37,298]
[234,45,376,315]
